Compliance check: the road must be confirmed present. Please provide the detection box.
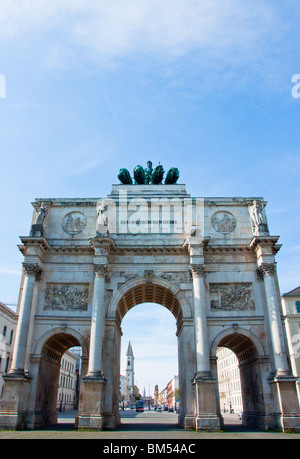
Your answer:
[119,408,180,431]
[0,409,299,440]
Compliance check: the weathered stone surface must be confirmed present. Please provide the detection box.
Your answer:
[0,183,299,432]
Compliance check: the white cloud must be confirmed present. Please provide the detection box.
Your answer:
[0,267,21,276]
[0,1,292,67]
[1,1,297,95]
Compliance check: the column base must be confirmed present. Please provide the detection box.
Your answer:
[77,414,105,431]
[3,370,32,380]
[77,376,106,431]
[193,372,222,432]
[0,373,32,430]
[85,371,105,380]
[195,415,222,432]
[269,374,300,432]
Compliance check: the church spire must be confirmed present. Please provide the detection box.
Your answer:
[126,341,134,357]
[125,341,135,407]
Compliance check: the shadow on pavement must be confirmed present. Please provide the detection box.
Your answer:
[52,410,259,434]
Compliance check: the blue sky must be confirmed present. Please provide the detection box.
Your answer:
[0,1,300,395]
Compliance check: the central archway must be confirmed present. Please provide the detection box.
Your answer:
[117,283,182,326]
[120,302,179,427]
[103,278,196,430]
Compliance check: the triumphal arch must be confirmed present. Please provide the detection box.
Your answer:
[0,162,299,432]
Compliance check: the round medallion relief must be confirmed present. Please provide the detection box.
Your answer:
[62,212,86,235]
[212,211,236,234]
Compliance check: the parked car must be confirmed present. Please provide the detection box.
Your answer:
[156,406,162,412]
[168,407,174,412]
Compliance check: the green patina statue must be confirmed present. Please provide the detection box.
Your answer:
[165,167,180,184]
[118,168,133,185]
[118,161,179,185]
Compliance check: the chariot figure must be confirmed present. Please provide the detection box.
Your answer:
[144,161,153,184]
[151,164,165,184]
[165,167,179,184]
[118,161,179,185]
[118,168,133,185]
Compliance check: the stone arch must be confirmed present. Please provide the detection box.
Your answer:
[33,327,88,428]
[211,326,268,428]
[102,276,195,430]
[107,276,192,329]
[34,326,89,360]
[211,326,265,362]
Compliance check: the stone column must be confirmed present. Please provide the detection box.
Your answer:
[77,236,115,431]
[86,263,108,378]
[0,263,42,430]
[251,237,300,432]
[10,263,42,377]
[257,263,290,377]
[190,263,220,431]
[261,262,300,432]
[78,261,108,431]
[190,264,211,378]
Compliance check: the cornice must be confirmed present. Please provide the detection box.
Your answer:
[110,245,188,254]
[32,198,99,208]
[204,245,251,253]
[18,236,50,253]
[249,235,281,250]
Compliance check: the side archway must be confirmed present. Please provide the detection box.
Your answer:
[211,327,269,428]
[211,327,266,362]
[32,327,88,428]
[34,326,89,359]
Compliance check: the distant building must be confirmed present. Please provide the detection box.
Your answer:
[282,286,300,403]
[154,385,159,405]
[217,347,242,413]
[167,376,179,409]
[158,376,179,409]
[125,341,135,406]
[57,349,80,411]
[0,303,16,397]
[120,375,127,403]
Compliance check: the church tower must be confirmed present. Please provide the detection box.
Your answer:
[126,341,135,406]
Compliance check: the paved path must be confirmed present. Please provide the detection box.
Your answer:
[0,410,299,439]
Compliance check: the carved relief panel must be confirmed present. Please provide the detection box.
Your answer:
[62,212,86,235]
[211,211,236,235]
[44,283,89,311]
[210,283,255,311]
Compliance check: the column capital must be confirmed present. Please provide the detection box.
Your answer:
[257,263,276,279]
[190,264,206,279]
[22,263,43,280]
[93,264,109,278]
